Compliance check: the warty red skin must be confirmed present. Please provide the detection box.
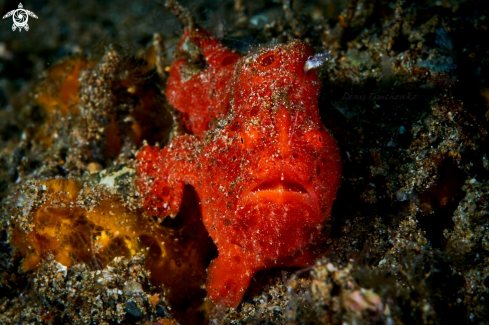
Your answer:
[137,28,342,308]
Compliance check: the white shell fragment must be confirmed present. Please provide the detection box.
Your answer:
[54,260,68,277]
[123,281,144,295]
[303,53,330,72]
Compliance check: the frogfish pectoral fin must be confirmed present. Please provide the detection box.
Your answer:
[206,244,264,308]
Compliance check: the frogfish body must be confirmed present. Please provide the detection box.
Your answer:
[137,28,342,308]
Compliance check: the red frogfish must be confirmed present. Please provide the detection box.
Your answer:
[137,28,342,308]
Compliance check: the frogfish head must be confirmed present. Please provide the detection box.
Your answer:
[205,40,342,260]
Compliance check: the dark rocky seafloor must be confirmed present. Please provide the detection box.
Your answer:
[0,0,488,324]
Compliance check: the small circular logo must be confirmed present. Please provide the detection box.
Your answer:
[3,3,38,32]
